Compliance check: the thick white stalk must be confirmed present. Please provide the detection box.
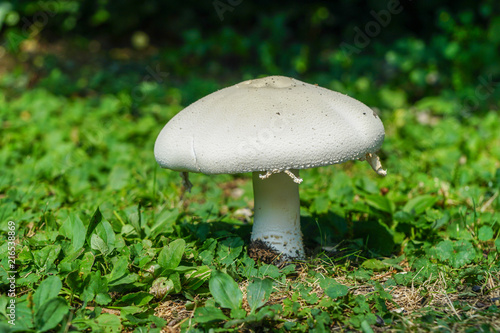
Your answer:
[251,169,304,259]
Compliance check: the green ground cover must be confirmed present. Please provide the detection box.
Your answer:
[0,56,499,331]
[0,1,500,331]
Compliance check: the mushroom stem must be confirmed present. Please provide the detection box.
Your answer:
[251,169,304,259]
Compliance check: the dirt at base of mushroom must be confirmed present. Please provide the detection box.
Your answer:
[248,239,300,267]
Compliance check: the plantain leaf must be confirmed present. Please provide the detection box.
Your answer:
[247,278,273,314]
[209,271,242,310]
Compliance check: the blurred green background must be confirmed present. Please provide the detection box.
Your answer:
[1,0,499,112]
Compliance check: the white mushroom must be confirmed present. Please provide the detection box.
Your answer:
[154,76,386,260]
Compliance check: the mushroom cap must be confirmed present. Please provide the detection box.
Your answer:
[154,76,385,174]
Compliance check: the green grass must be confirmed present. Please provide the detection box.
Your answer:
[0,54,499,332]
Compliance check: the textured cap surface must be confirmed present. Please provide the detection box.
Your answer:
[154,76,385,174]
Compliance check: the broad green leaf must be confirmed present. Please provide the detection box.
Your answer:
[365,195,395,214]
[1,296,32,330]
[58,247,85,273]
[149,208,179,238]
[170,272,182,293]
[255,305,278,321]
[258,264,281,279]
[0,202,16,226]
[96,293,112,305]
[86,207,102,244]
[149,315,167,331]
[280,264,296,276]
[88,313,122,333]
[430,240,476,268]
[403,195,438,215]
[199,250,215,265]
[118,306,145,317]
[351,269,372,282]
[34,297,69,332]
[33,244,61,272]
[80,251,95,277]
[95,220,116,255]
[81,271,110,305]
[360,319,375,333]
[33,275,62,312]
[91,233,109,254]
[431,240,454,261]
[478,225,494,241]
[107,273,139,287]
[449,240,476,268]
[217,237,243,266]
[299,286,319,305]
[106,256,129,283]
[158,238,186,270]
[361,259,387,272]
[173,265,197,272]
[209,271,243,310]
[118,292,153,306]
[124,205,143,237]
[230,308,247,319]
[239,256,258,279]
[66,271,85,293]
[319,277,337,290]
[325,284,349,299]
[0,296,7,317]
[194,307,229,323]
[247,278,273,314]
[354,294,370,312]
[59,213,86,251]
[184,266,211,290]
